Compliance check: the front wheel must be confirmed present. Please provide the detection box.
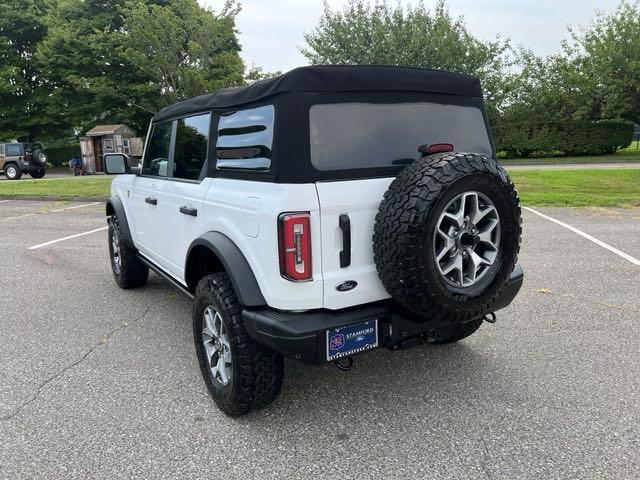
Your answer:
[4,165,22,180]
[193,273,284,416]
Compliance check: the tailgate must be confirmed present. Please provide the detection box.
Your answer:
[315,178,394,310]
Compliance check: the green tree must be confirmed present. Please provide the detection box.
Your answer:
[571,0,640,123]
[301,0,514,121]
[503,0,640,127]
[36,0,244,134]
[501,49,596,125]
[0,0,59,140]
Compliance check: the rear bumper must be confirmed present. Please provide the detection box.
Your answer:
[17,162,44,172]
[243,264,524,364]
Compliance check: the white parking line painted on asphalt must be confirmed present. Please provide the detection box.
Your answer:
[0,199,10,203]
[28,226,108,250]
[524,207,640,266]
[0,213,36,222]
[50,202,100,213]
[0,201,101,221]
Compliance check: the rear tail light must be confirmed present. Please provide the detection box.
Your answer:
[278,212,312,281]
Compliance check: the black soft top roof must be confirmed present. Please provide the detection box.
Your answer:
[153,65,482,122]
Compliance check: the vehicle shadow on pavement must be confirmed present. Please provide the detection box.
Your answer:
[238,339,503,427]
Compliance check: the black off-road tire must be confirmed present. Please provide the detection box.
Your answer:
[108,216,148,289]
[425,318,484,344]
[29,169,46,179]
[193,273,284,416]
[373,152,521,323]
[31,149,48,167]
[4,164,22,180]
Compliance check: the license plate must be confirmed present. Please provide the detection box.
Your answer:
[326,320,378,361]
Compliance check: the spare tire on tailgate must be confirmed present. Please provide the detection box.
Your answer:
[373,152,521,323]
[31,148,48,167]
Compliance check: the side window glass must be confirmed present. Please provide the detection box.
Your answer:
[173,113,210,181]
[142,122,172,177]
[6,144,22,156]
[216,105,274,170]
[0,145,4,156]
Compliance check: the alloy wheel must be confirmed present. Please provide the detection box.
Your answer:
[110,219,122,275]
[202,306,233,386]
[433,191,501,288]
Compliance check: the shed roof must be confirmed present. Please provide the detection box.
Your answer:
[86,124,132,136]
[153,65,482,123]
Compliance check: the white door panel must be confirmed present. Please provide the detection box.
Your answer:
[316,178,394,310]
[127,176,171,265]
[156,179,211,280]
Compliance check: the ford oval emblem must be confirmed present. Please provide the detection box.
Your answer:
[336,280,358,292]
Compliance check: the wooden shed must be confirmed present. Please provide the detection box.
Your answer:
[80,124,144,173]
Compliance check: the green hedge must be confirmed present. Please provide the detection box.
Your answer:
[45,144,81,166]
[494,120,634,158]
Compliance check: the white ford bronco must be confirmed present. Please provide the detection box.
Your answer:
[104,65,523,416]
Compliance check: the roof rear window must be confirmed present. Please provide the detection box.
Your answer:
[309,102,492,171]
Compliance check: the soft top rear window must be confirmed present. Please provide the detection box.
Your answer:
[309,102,492,171]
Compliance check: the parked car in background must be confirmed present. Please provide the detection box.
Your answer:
[0,142,47,180]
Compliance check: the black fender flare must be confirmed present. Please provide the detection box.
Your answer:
[186,232,266,307]
[105,196,134,249]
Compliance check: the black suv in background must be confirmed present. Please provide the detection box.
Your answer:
[0,142,48,180]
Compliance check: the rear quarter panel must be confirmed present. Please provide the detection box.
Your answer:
[201,179,323,311]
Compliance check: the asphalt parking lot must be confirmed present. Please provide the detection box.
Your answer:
[0,200,639,480]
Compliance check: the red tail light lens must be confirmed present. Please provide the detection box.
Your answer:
[278,212,312,282]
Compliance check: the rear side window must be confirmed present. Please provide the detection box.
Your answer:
[142,122,172,177]
[216,105,274,170]
[173,113,210,181]
[5,144,22,156]
[309,102,492,171]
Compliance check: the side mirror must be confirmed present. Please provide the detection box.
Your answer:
[104,153,131,174]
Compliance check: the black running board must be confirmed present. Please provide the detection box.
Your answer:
[136,254,194,299]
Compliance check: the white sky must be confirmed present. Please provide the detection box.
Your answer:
[199,0,622,73]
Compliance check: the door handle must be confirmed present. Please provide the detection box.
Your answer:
[179,206,198,217]
[339,214,351,268]
[145,197,157,205]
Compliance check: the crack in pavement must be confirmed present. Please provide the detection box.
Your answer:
[0,303,154,422]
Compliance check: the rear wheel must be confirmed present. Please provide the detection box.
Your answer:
[4,164,21,180]
[29,169,45,179]
[108,215,148,289]
[193,273,284,416]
